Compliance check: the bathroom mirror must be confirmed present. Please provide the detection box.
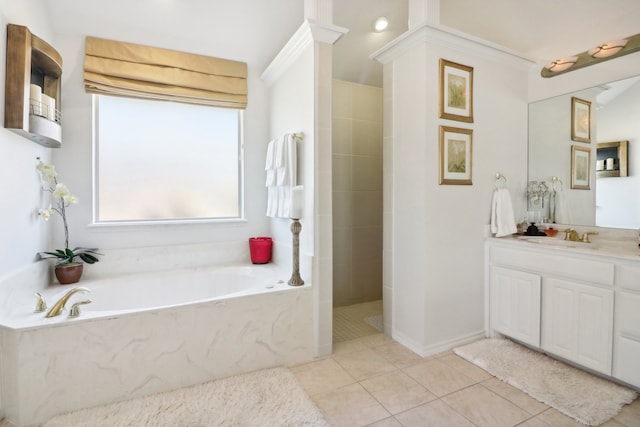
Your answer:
[528,74,640,229]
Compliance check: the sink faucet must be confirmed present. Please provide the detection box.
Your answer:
[562,229,579,241]
[45,287,90,318]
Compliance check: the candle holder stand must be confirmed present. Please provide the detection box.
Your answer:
[288,218,304,286]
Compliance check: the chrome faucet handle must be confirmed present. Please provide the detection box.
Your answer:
[34,292,47,313]
[69,299,92,318]
[581,231,599,243]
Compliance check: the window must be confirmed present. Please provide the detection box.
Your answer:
[94,95,242,223]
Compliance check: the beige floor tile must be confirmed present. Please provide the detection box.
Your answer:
[333,338,370,356]
[351,332,395,349]
[394,399,476,427]
[442,383,531,427]
[516,417,552,427]
[334,348,397,380]
[614,397,640,427]
[313,382,391,427]
[360,370,437,414]
[536,408,585,427]
[371,341,425,369]
[290,358,355,396]
[482,377,549,415]
[438,353,493,382]
[402,357,477,397]
[600,418,630,427]
[365,417,403,427]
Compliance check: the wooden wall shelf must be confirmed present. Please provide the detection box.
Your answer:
[4,24,63,148]
[596,140,628,178]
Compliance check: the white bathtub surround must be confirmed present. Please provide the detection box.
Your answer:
[0,262,314,425]
[43,367,328,427]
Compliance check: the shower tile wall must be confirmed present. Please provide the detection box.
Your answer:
[332,79,382,307]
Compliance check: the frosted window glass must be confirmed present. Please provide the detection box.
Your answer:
[95,95,240,222]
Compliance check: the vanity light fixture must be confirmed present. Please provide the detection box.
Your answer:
[544,57,578,73]
[588,39,628,58]
[541,32,640,78]
[373,16,389,33]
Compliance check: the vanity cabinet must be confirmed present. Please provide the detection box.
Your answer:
[541,277,613,375]
[490,266,540,347]
[613,262,640,387]
[486,239,639,388]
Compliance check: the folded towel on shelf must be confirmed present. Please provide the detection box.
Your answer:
[491,188,517,237]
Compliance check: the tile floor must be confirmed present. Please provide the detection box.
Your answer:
[292,332,640,427]
[333,300,383,342]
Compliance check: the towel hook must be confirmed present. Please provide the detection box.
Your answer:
[494,173,507,189]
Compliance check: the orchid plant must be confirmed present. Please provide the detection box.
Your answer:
[36,158,100,265]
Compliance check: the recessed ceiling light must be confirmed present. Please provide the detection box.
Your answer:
[373,17,389,33]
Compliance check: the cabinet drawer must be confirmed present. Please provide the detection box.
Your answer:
[491,246,614,286]
[616,263,640,292]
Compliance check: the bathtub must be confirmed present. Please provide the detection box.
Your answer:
[0,263,314,426]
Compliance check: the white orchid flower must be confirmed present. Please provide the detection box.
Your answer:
[38,205,53,220]
[53,182,78,203]
[36,160,57,183]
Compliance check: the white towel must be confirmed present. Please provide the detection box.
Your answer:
[265,139,276,187]
[266,134,299,218]
[554,189,571,224]
[491,188,517,237]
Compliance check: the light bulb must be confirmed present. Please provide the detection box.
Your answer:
[373,17,388,33]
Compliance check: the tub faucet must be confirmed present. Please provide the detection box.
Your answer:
[45,287,90,318]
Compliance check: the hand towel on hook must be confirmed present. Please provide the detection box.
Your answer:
[491,188,517,237]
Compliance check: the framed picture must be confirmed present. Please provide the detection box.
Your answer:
[439,126,473,185]
[439,59,474,122]
[571,145,591,190]
[571,97,591,143]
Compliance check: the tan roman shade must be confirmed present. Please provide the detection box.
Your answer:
[84,36,247,109]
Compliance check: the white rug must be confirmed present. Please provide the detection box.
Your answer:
[44,367,329,427]
[363,314,384,331]
[454,338,638,426]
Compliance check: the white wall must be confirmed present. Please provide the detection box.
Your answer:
[596,81,640,229]
[51,34,272,258]
[376,25,531,356]
[0,2,54,281]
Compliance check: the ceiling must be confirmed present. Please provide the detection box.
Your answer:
[43,0,640,87]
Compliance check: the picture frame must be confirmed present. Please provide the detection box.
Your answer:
[571,97,591,143]
[571,145,591,190]
[439,59,474,122]
[439,126,473,185]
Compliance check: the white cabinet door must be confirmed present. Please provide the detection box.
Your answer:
[542,277,613,375]
[490,266,541,347]
[614,291,640,388]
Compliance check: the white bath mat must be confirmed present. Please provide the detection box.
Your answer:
[364,314,384,331]
[43,367,329,427]
[454,338,638,426]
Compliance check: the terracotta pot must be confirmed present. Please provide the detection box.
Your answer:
[54,262,83,285]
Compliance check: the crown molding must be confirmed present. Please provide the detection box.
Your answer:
[261,19,348,86]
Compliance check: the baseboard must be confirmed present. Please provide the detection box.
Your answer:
[392,329,487,357]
